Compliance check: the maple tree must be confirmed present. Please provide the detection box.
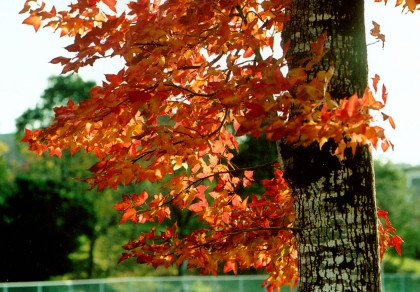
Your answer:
[20,0,416,290]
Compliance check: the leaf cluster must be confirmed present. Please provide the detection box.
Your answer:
[374,0,420,12]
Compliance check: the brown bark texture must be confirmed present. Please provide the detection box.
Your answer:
[280,1,382,291]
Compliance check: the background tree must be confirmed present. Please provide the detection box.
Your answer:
[375,161,420,267]
[0,75,99,280]
[0,177,94,281]
[0,143,9,182]
[232,136,278,196]
[16,75,95,134]
[0,142,13,204]
[10,74,183,279]
[16,75,99,277]
[21,0,414,290]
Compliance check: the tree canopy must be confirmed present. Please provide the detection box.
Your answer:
[16,75,96,133]
[20,0,417,290]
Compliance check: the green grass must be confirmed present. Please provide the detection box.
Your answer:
[384,253,420,274]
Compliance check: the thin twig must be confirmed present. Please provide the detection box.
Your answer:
[164,82,216,97]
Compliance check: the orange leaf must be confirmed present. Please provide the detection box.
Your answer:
[388,116,395,129]
[89,160,107,174]
[370,21,385,47]
[103,0,117,13]
[377,209,389,219]
[23,15,42,32]
[246,102,265,117]
[336,94,362,120]
[132,191,148,206]
[381,140,390,152]
[310,32,327,55]
[19,2,32,14]
[382,84,388,104]
[113,194,131,211]
[49,147,62,158]
[222,211,230,224]
[21,128,34,143]
[382,113,395,129]
[196,185,208,200]
[223,260,238,274]
[105,73,122,85]
[120,207,137,224]
[244,170,254,181]
[156,207,170,224]
[188,201,207,212]
[389,235,404,256]
[50,56,71,65]
[372,74,380,92]
[405,0,420,11]
[243,47,254,58]
[231,195,243,208]
[362,88,383,110]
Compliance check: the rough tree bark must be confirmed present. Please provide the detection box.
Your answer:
[279,1,382,291]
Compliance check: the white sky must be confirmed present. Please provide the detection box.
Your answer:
[0,1,419,165]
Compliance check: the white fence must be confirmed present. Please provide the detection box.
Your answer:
[0,274,419,292]
[383,274,420,291]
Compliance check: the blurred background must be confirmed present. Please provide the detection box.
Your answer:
[0,1,419,291]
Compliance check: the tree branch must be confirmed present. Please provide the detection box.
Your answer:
[164,82,216,97]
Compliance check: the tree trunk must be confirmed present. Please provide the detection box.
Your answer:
[87,234,96,278]
[280,1,382,291]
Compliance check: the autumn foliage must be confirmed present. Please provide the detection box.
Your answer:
[21,0,413,290]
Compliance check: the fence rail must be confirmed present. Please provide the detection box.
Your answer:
[1,274,419,292]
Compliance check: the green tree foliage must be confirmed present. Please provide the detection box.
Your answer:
[3,75,100,279]
[15,75,97,182]
[10,75,178,279]
[0,143,9,183]
[0,177,94,281]
[16,75,95,133]
[375,161,420,266]
[232,136,277,196]
[0,143,14,204]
